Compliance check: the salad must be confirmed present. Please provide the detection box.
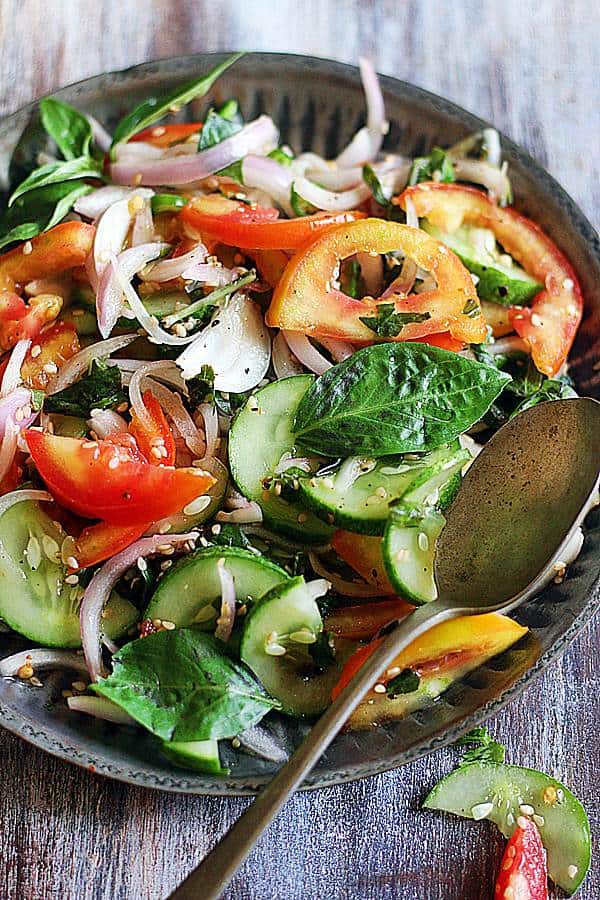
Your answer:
[0,54,586,787]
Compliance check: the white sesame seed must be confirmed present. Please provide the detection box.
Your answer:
[530,313,543,327]
[265,642,286,656]
[137,557,148,572]
[532,814,545,827]
[183,495,211,516]
[373,683,386,694]
[375,486,387,499]
[43,361,58,375]
[31,344,41,358]
[471,802,493,820]
[562,278,574,290]
[211,524,222,535]
[518,803,534,816]
[29,676,43,687]
[66,556,79,570]
[417,532,429,552]
[567,865,578,879]
[22,241,33,255]
[386,666,401,677]
[108,455,120,469]
[65,574,79,585]
[162,620,176,630]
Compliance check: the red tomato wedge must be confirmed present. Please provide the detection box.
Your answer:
[331,530,394,593]
[25,431,215,525]
[494,816,548,900]
[0,292,63,352]
[21,322,80,389]
[130,122,202,147]
[266,218,486,343]
[325,600,413,641]
[129,389,176,466]
[180,195,366,250]
[412,332,465,352]
[71,520,147,570]
[0,222,95,291]
[397,183,583,376]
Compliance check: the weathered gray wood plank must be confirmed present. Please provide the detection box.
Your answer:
[0,1,598,898]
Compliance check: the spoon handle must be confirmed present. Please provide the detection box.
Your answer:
[169,601,455,900]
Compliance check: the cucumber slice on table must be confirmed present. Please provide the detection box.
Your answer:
[383,504,446,604]
[145,546,289,627]
[424,762,591,894]
[228,375,333,543]
[240,576,341,716]
[423,222,543,307]
[0,500,137,646]
[161,739,227,775]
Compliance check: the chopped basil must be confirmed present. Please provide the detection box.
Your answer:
[44,358,126,417]
[39,98,94,161]
[386,668,420,697]
[0,180,93,250]
[340,259,364,299]
[9,156,102,207]
[359,302,431,336]
[455,726,506,767]
[409,147,455,186]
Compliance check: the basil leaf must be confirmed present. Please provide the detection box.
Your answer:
[290,183,318,217]
[39,98,93,160]
[151,193,186,215]
[268,147,294,166]
[44,358,126,417]
[455,727,506,767]
[409,147,455,186]
[293,343,511,457]
[9,156,102,206]
[199,103,243,152]
[511,378,577,418]
[359,302,431,337]
[386,668,420,696]
[340,259,364,299]
[93,628,279,741]
[110,53,243,158]
[0,180,93,250]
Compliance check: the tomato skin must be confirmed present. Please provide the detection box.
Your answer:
[72,520,147,569]
[181,195,366,250]
[325,599,413,641]
[412,332,465,352]
[266,218,486,344]
[129,389,176,466]
[0,223,95,290]
[247,249,290,288]
[130,122,202,147]
[495,816,548,900]
[398,183,582,376]
[25,431,216,525]
[331,639,382,700]
[0,292,63,352]
[21,322,80,389]
[331,530,394,593]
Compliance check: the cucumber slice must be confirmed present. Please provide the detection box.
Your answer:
[423,762,591,894]
[145,546,289,627]
[228,375,333,543]
[423,222,543,307]
[383,504,445,604]
[60,308,98,336]
[161,739,227,774]
[0,500,137,646]
[240,576,341,716]
[154,457,228,534]
[49,414,89,438]
[299,444,468,534]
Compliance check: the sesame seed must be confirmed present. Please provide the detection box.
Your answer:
[518,803,534,816]
[297,512,308,523]
[530,313,543,327]
[173,323,187,337]
[471,802,493,820]
[67,556,79,570]
[375,486,387,498]
[29,676,43,687]
[386,666,401,677]
[162,620,176,630]
[231,737,241,749]
[72,681,87,692]
[17,664,34,680]
[532,814,545,827]
[65,573,79,585]
[417,532,429,552]
[373,683,386,694]
[542,785,557,804]
[567,865,578,879]
[211,524,222,535]
[152,126,166,137]
[43,361,58,374]
[151,447,163,459]
[157,521,171,534]
[108,455,120,469]
[22,241,33,255]
[160,560,172,571]
[183,495,211,516]
[137,557,148,572]
[31,344,41,358]
[265,642,286,656]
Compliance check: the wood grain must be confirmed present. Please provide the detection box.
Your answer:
[0,1,598,898]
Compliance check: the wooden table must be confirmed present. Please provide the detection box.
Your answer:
[0,1,598,897]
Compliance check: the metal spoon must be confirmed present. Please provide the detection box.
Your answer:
[169,398,600,900]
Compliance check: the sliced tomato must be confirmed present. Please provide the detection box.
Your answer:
[398,184,583,376]
[129,389,176,466]
[325,599,413,641]
[247,249,290,288]
[495,816,548,900]
[71,519,147,570]
[412,332,465,352]
[0,292,63,352]
[25,431,215,525]
[331,613,527,700]
[0,223,95,291]
[21,322,80,389]
[130,122,202,147]
[331,530,394,593]
[180,194,366,250]
[266,218,486,343]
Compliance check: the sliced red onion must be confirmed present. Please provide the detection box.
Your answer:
[1,340,30,396]
[383,256,418,298]
[198,402,219,458]
[318,337,354,363]
[272,331,303,379]
[482,128,502,167]
[0,648,88,678]
[90,198,136,289]
[452,158,512,204]
[308,552,386,597]
[88,409,128,438]
[86,114,113,153]
[131,197,155,246]
[112,358,187,393]
[180,263,237,286]
[292,177,371,212]
[114,141,167,162]
[224,487,254,510]
[0,388,36,437]
[214,557,236,642]
[302,165,363,191]
[141,242,207,283]
[97,242,168,337]
[215,504,263,525]
[67,694,136,724]
[0,488,53,520]
[242,155,294,215]
[304,578,330,601]
[146,377,206,457]
[282,331,332,375]
[404,195,419,229]
[111,115,279,186]
[47,334,138,394]
[177,294,271,391]
[74,186,154,220]
[356,251,384,296]
[81,532,198,680]
[336,58,387,167]
[0,421,19,483]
